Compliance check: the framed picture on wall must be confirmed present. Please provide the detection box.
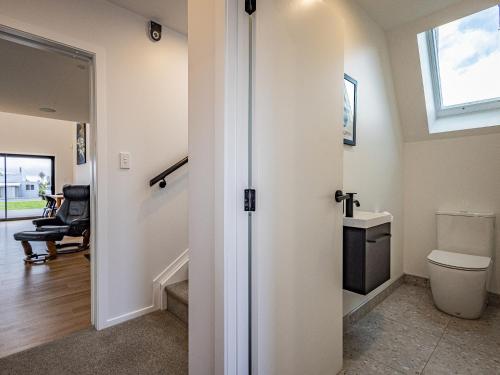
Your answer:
[76,123,87,165]
[343,74,357,146]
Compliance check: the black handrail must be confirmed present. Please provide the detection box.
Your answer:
[150,156,188,188]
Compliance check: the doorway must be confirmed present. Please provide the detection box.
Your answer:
[0,26,96,357]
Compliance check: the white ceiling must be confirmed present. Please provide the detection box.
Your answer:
[106,0,187,35]
[354,0,463,30]
[104,0,462,36]
[0,37,90,123]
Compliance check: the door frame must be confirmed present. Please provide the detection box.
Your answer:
[0,19,108,330]
[0,153,55,221]
[221,1,252,373]
[188,0,251,372]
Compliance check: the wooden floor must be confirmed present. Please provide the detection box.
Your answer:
[0,220,91,358]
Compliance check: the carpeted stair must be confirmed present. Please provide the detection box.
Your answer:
[165,280,188,324]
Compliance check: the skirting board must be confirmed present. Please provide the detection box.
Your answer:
[404,273,500,308]
[104,249,190,328]
[153,248,189,310]
[343,276,403,332]
[105,305,157,328]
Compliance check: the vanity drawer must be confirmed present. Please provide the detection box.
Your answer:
[343,223,391,295]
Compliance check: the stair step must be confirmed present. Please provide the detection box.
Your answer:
[165,280,188,324]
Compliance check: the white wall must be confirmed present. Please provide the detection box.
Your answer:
[404,134,500,294]
[0,0,188,325]
[331,0,405,315]
[0,112,74,192]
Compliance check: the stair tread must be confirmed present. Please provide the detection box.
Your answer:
[165,280,188,305]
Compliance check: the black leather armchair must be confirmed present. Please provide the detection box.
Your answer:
[14,185,91,263]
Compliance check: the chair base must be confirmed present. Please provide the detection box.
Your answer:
[21,240,58,264]
[24,253,57,264]
[55,230,90,254]
[56,243,90,254]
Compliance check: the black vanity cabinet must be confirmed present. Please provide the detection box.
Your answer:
[343,223,391,295]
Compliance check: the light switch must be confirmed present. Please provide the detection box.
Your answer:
[120,152,131,169]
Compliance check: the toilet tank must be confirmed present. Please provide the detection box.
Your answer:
[437,211,496,257]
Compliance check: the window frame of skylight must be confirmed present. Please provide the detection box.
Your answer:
[426,28,500,118]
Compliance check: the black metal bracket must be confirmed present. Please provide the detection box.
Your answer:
[244,189,256,211]
[245,0,256,15]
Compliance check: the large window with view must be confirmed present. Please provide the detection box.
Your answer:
[426,5,500,117]
[0,154,55,220]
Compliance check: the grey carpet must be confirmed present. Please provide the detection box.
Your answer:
[0,311,187,375]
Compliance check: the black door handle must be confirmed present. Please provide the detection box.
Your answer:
[335,190,349,202]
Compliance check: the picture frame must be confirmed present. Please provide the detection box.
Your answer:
[343,74,357,146]
[76,123,87,165]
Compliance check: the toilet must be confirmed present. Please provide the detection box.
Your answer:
[427,211,495,319]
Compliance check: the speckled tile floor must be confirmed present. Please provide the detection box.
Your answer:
[342,284,500,374]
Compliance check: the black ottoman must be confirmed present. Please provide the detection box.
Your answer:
[13,231,65,263]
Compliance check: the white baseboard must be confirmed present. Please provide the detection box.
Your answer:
[153,248,189,310]
[104,304,157,328]
[102,249,189,329]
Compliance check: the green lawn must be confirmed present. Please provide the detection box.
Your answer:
[0,200,45,210]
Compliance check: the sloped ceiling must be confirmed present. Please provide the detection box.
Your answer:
[0,37,90,123]
[354,0,463,30]
[106,0,187,35]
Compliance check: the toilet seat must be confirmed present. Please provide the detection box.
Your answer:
[427,250,491,271]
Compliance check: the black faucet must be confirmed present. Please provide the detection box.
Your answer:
[345,193,360,218]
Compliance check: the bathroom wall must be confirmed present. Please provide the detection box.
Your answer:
[331,0,405,315]
[404,134,500,294]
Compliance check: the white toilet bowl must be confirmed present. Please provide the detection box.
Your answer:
[427,249,491,319]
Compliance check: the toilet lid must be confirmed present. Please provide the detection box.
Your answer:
[427,250,491,271]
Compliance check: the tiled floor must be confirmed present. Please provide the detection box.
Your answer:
[343,284,500,374]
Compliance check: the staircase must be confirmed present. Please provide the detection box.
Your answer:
[165,280,188,324]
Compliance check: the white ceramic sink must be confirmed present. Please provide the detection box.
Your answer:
[343,210,393,229]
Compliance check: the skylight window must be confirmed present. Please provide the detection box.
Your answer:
[426,5,500,116]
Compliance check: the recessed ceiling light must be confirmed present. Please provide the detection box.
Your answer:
[39,107,56,113]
